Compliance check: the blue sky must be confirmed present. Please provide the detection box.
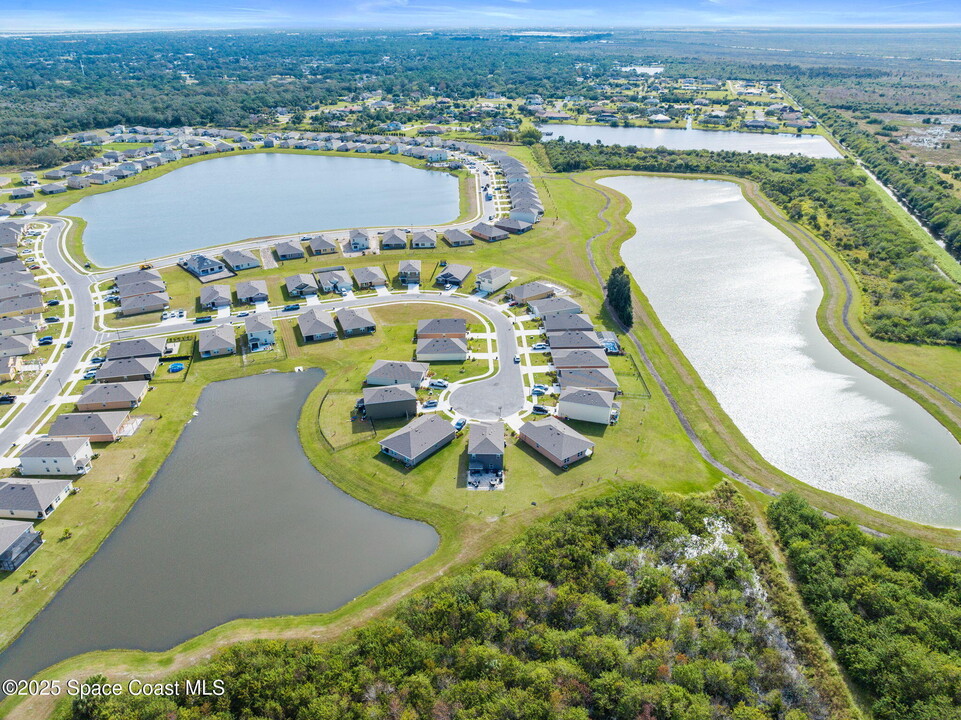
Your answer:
[2,0,960,32]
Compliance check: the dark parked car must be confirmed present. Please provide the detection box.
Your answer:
[46,299,60,306]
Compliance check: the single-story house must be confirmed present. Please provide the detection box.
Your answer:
[67,175,91,190]
[298,308,338,342]
[106,337,166,361]
[412,230,437,249]
[336,307,376,336]
[316,269,352,293]
[417,318,467,339]
[40,183,67,195]
[475,267,511,294]
[245,314,275,350]
[550,348,610,369]
[494,218,533,234]
[286,274,319,297]
[348,229,372,252]
[509,206,541,225]
[468,421,505,472]
[380,229,407,250]
[236,279,269,304]
[416,336,468,362]
[362,383,418,421]
[115,268,162,287]
[547,330,603,349]
[0,520,43,572]
[0,478,74,520]
[76,381,149,412]
[221,248,260,271]
[274,240,305,261]
[353,266,388,288]
[556,367,619,392]
[0,291,44,318]
[519,417,594,469]
[198,325,236,357]
[470,222,509,243]
[200,284,232,310]
[181,254,225,278]
[308,235,338,256]
[117,279,167,299]
[378,414,457,467]
[508,281,554,304]
[48,411,132,442]
[366,359,428,387]
[543,313,594,333]
[120,292,170,317]
[528,297,582,318]
[18,437,93,477]
[436,264,472,287]
[0,334,33,358]
[9,188,34,200]
[95,356,159,383]
[443,229,474,247]
[558,387,619,425]
[398,260,421,284]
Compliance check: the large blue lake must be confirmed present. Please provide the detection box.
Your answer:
[540,123,841,159]
[66,152,461,267]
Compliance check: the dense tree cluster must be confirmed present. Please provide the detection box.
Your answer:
[606,265,634,328]
[769,494,961,720]
[544,140,961,345]
[67,487,823,720]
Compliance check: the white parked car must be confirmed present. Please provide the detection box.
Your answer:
[428,379,449,389]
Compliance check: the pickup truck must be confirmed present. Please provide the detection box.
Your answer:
[194,316,213,324]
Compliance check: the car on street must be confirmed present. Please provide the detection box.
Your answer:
[513,355,520,363]
[422,399,439,409]
[428,378,449,389]
[65,340,73,348]
[453,418,467,431]
[168,362,185,373]
[283,303,300,311]
[237,311,249,317]
[46,299,60,306]
[532,405,549,415]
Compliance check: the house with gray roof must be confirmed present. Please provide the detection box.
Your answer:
[547,330,603,349]
[49,411,132,442]
[95,356,159,383]
[221,248,260,271]
[308,235,338,256]
[236,279,269,304]
[0,519,42,572]
[543,313,594,333]
[470,222,509,242]
[362,383,417,420]
[353,266,388,288]
[115,268,162,287]
[380,229,407,250]
[475,267,511,294]
[298,308,337,342]
[316,269,352,293]
[443,228,474,247]
[379,414,457,467]
[198,325,236,357]
[436,263,472,286]
[9,188,34,200]
[412,230,437,249]
[558,387,619,425]
[397,259,421,284]
[528,296,582,318]
[106,337,166,360]
[336,307,376,336]
[366,359,428,387]
[508,281,555,303]
[551,348,610,369]
[244,314,274,350]
[76,381,148,412]
[417,318,467,338]
[468,421,505,472]
[274,240,305,261]
[348,229,372,252]
[556,366,619,392]
[0,335,33,358]
[200,284,231,310]
[18,437,92,476]
[120,292,169,317]
[286,274,318,298]
[181,254,225,278]
[416,336,469,362]
[0,316,41,337]
[494,218,533,234]
[519,417,594,468]
[0,478,74,520]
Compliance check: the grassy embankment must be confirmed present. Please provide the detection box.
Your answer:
[0,162,724,720]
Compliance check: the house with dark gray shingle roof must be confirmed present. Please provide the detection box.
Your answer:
[380,229,407,250]
[106,337,166,360]
[18,437,92,476]
[470,222,509,242]
[412,230,437,249]
[95,356,159,383]
[298,308,338,342]
[0,335,33,358]
[543,313,593,333]
[198,325,236,357]
[0,478,74,520]
[286,273,318,297]
[528,296,581,318]
[120,292,169,317]
[468,421,504,472]
[49,411,132,442]
[379,414,456,467]
[519,417,594,468]
[221,248,260,271]
[417,318,467,338]
[244,314,274,350]
[443,228,474,247]
[435,264,472,286]
[182,254,225,278]
[416,336,468,361]
[274,240,305,261]
[556,366,619,392]
[550,348,610,369]
[0,519,42,572]
[353,266,387,288]
[308,235,338,256]
[348,229,372,252]
[508,281,554,303]
[236,279,269,304]
[76,381,148,412]
[366,359,428,387]
[336,307,376,336]
[200,284,231,309]
[547,330,603,349]
[362,383,417,420]
[558,387,618,425]
[475,267,511,294]
[316,269,352,293]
